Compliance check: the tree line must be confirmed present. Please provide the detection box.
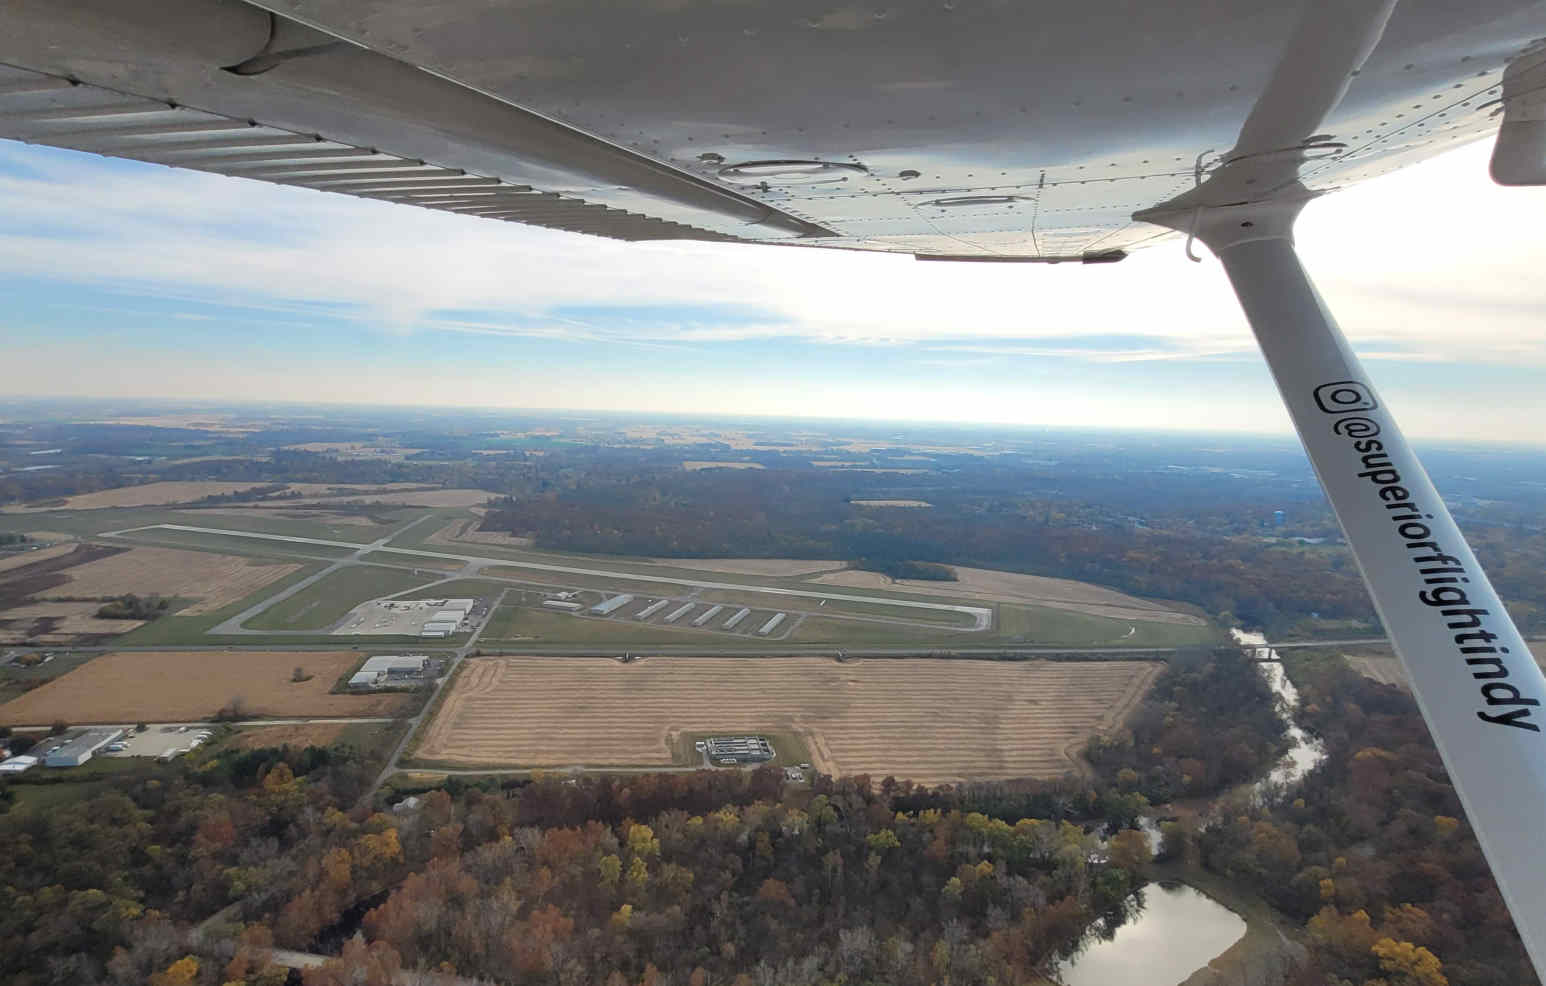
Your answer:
[1193,653,1536,986]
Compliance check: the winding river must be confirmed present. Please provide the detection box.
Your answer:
[1053,630,1325,985]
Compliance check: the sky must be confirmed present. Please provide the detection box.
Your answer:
[3,135,1546,442]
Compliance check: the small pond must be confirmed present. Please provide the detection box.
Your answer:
[1054,883,1247,986]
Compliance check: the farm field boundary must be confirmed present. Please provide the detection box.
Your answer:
[414,655,1161,785]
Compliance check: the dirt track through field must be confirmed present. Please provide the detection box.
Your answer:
[41,546,300,615]
[0,650,409,724]
[418,656,1160,785]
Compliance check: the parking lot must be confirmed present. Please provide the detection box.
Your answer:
[102,724,214,760]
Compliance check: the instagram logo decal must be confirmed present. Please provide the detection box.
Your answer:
[1313,380,1378,414]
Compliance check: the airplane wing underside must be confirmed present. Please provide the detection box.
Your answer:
[3,0,1542,258]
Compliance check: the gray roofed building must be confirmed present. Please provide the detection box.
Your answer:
[349,670,385,689]
[360,655,429,676]
[43,729,124,768]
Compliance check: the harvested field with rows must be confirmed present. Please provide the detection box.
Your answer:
[36,546,300,615]
[0,650,409,724]
[416,656,1161,785]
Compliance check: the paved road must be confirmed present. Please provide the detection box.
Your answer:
[3,641,1191,657]
[368,588,507,797]
[112,522,996,627]
[1264,637,1389,649]
[6,716,401,729]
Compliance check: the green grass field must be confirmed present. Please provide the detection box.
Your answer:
[477,596,1217,650]
[478,565,690,596]
[993,603,1219,647]
[687,586,978,627]
[361,550,465,571]
[3,756,165,814]
[109,527,359,561]
[483,604,712,645]
[243,566,438,630]
[392,579,512,600]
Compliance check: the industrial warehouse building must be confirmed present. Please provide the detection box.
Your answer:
[705,735,775,764]
[43,728,124,768]
[757,613,787,636]
[349,670,384,689]
[360,655,429,676]
[590,594,634,615]
[420,620,460,638]
[723,607,752,630]
[351,654,434,688]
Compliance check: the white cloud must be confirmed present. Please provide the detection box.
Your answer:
[6,137,1546,364]
[4,136,1546,440]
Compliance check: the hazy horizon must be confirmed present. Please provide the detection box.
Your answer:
[8,395,1546,452]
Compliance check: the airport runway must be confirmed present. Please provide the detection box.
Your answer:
[108,521,996,629]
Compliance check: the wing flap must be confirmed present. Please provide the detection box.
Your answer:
[0,62,737,244]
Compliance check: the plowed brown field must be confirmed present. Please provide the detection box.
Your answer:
[417,656,1160,785]
[0,650,408,724]
[0,543,78,573]
[0,600,144,643]
[41,546,300,615]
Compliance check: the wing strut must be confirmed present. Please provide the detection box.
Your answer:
[1166,196,1546,975]
[1128,1,1546,972]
